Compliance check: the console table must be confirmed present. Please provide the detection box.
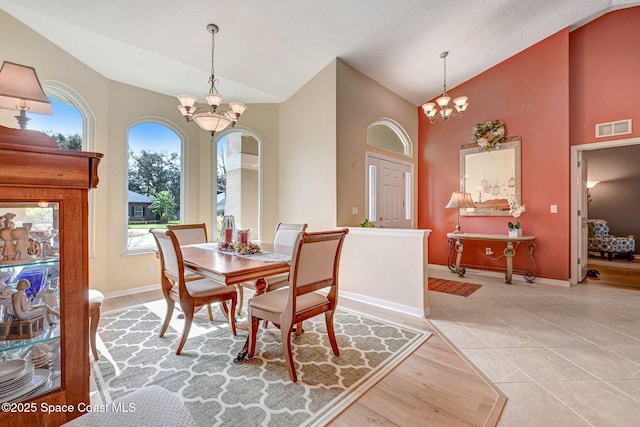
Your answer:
[447,233,537,284]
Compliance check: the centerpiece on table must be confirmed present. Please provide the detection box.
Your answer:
[508,195,525,237]
[235,242,261,255]
[472,119,506,150]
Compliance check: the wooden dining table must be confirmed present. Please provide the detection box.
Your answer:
[180,242,292,363]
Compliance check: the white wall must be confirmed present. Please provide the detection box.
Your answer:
[339,227,431,317]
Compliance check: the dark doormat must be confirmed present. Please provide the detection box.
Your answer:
[428,278,482,297]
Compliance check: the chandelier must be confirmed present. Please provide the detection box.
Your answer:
[177,23,246,136]
[421,51,468,124]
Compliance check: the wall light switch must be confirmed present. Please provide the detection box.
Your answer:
[550,205,558,213]
[352,207,358,215]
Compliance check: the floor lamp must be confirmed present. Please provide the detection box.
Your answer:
[446,191,476,234]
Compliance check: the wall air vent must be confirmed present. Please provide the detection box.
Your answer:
[595,119,632,138]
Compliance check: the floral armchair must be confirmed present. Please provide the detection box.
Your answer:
[587,219,635,260]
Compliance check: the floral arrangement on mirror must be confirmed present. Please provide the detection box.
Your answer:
[472,119,506,150]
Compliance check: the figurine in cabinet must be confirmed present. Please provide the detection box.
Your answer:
[11,279,60,325]
[12,227,30,260]
[1,228,16,260]
[0,270,10,296]
[1,212,16,229]
[0,271,10,319]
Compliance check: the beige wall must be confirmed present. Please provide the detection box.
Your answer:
[336,60,418,227]
[278,59,419,231]
[0,11,281,294]
[279,60,338,230]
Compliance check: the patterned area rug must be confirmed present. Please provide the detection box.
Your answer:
[428,277,482,297]
[92,300,431,427]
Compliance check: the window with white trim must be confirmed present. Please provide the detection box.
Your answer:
[126,121,183,251]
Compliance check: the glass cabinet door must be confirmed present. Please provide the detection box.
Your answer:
[0,202,61,403]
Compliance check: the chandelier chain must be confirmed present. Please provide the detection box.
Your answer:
[442,53,447,96]
[209,26,218,94]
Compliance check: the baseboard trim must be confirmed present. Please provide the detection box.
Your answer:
[427,263,571,287]
[339,290,428,318]
[103,283,159,300]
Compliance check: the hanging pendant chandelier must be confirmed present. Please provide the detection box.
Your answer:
[421,51,468,125]
[177,23,246,136]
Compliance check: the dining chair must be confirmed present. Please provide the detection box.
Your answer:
[151,228,237,355]
[167,223,214,320]
[247,228,349,382]
[237,222,308,316]
[167,223,208,246]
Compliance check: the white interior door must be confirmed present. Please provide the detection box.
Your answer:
[578,152,589,282]
[367,154,412,229]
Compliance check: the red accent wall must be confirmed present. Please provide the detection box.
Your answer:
[418,30,571,280]
[570,7,640,145]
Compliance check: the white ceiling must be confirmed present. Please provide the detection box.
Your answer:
[1,0,638,106]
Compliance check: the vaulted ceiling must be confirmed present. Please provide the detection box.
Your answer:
[1,0,638,105]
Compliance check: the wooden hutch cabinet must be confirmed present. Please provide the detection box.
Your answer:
[0,127,102,426]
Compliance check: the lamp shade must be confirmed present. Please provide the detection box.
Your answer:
[445,191,476,209]
[193,112,232,133]
[0,61,52,115]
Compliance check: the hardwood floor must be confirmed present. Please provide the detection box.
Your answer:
[101,290,506,427]
[584,253,640,289]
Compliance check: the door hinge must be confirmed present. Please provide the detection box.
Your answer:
[577,209,581,216]
[578,257,581,265]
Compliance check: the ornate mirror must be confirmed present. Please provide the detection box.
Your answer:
[460,137,521,216]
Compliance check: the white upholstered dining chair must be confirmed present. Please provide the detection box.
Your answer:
[151,228,237,355]
[167,223,214,320]
[247,228,349,382]
[236,222,308,315]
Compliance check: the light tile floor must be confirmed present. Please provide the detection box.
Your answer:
[428,273,640,427]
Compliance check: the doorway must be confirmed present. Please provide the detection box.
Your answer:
[366,153,413,229]
[570,136,640,285]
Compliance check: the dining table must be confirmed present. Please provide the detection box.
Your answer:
[180,242,292,363]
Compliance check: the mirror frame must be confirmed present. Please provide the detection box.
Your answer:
[460,137,521,216]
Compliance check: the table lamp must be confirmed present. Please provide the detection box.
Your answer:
[446,191,476,234]
[0,61,52,130]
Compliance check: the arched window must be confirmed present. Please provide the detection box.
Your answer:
[126,120,184,252]
[29,83,98,257]
[214,127,261,242]
[31,83,93,151]
[366,118,412,157]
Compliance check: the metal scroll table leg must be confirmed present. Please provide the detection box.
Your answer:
[447,238,464,275]
[504,241,515,284]
[448,238,465,277]
[525,242,538,283]
[447,238,457,273]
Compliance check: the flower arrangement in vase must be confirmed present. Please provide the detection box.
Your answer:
[507,195,525,237]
